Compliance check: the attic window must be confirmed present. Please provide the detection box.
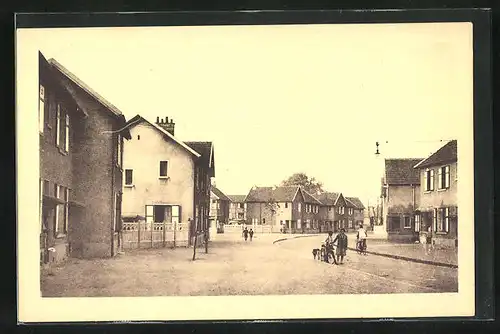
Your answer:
[159,161,168,178]
[137,135,140,140]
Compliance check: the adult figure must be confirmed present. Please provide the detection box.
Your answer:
[333,228,348,264]
[242,227,249,241]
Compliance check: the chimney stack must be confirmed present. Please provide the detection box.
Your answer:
[155,116,175,136]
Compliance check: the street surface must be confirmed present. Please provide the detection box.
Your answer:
[41,233,458,297]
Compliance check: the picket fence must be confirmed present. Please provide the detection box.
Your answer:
[121,221,189,249]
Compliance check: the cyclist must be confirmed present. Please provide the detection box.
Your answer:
[356,223,368,254]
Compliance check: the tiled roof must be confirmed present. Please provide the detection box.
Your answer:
[126,115,201,158]
[48,58,124,117]
[385,159,423,185]
[316,192,341,206]
[346,197,365,209]
[414,140,457,169]
[227,195,246,203]
[184,141,215,177]
[245,186,299,203]
[211,187,231,202]
[301,189,322,205]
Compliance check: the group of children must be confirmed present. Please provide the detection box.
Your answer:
[323,224,368,264]
[242,227,254,241]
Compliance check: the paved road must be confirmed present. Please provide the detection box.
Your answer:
[41,233,458,297]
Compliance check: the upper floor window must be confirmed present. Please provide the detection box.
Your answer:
[298,203,301,212]
[424,169,435,191]
[39,85,45,133]
[285,202,288,208]
[348,208,354,215]
[56,104,69,153]
[124,169,133,186]
[328,206,332,212]
[239,203,244,209]
[338,206,345,214]
[159,161,168,178]
[438,165,450,189]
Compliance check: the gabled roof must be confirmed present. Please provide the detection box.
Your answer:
[316,192,341,206]
[227,195,246,203]
[413,140,458,169]
[184,141,215,177]
[346,197,365,209]
[300,188,322,205]
[126,115,201,158]
[47,56,131,139]
[385,158,423,185]
[244,186,300,203]
[211,187,231,202]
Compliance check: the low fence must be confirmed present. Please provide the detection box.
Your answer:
[223,224,275,233]
[121,221,189,249]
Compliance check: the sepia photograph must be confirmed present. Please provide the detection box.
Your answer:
[17,19,476,322]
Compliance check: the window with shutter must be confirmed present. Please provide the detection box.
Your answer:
[159,161,168,178]
[438,168,443,189]
[445,166,450,188]
[430,170,435,191]
[39,85,45,133]
[424,171,428,191]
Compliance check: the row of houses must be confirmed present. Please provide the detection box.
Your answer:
[208,185,366,234]
[381,140,458,247]
[39,52,214,265]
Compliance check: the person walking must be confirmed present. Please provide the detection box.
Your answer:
[249,229,254,241]
[333,228,348,264]
[356,223,368,254]
[242,227,249,242]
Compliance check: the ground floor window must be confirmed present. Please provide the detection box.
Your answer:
[414,214,420,232]
[434,207,450,233]
[403,216,411,229]
[146,204,181,229]
[348,220,353,229]
[387,216,400,232]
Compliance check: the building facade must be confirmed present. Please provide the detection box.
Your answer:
[414,140,458,248]
[209,186,231,232]
[381,158,423,242]
[227,195,246,222]
[346,197,366,229]
[39,52,130,264]
[121,115,214,247]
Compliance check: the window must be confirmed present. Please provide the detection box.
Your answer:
[54,184,68,236]
[424,169,435,191]
[39,85,45,133]
[212,199,217,203]
[65,113,70,152]
[262,218,266,224]
[414,214,420,232]
[348,208,353,215]
[64,188,70,234]
[125,169,133,186]
[338,206,344,214]
[298,203,301,212]
[116,134,122,168]
[438,165,450,189]
[239,203,244,209]
[328,207,332,212]
[56,104,69,152]
[159,161,168,178]
[436,207,450,233]
[285,202,288,208]
[403,216,411,229]
[348,220,353,228]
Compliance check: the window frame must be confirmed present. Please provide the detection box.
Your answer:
[159,160,169,178]
[39,85,45,133]
[424,168,435,192]
[116,134,122,168]
[124,169,134,186]
[403,216,411,229]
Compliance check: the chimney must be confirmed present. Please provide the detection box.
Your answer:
[155,116,175,136]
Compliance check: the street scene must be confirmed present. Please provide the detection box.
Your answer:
[30,24,467,300]
[41,232,457,297]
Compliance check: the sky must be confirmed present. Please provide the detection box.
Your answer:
[22,23,472,206]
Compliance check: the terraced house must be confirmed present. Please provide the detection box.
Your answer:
[414,140,458,248]
[121,115,214,248]
[227,195,246,222]
[346,197,366,229]
[209,186,231,231]
[39,52,131,265]
[381,158,423,242]
[317,192,355,233]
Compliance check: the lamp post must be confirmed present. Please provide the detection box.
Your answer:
[373,141,388,239]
